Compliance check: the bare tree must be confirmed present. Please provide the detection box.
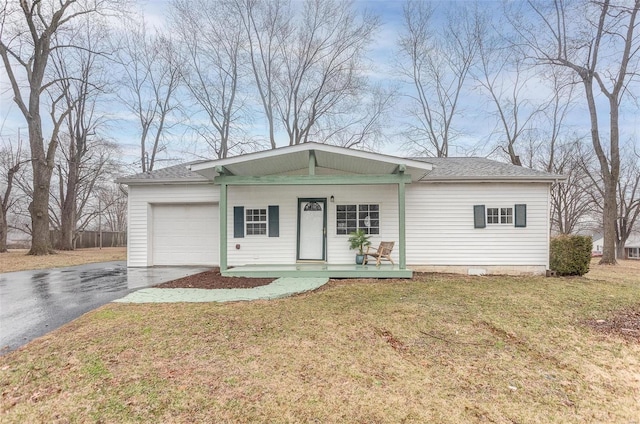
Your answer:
[98,184,127,233]
[0,138,28,252]
[312,84,396,150]
[239,0,380,147]
[581,142,640,257]
[49,139,121,246]
[511,0,640,264]
[474,18,552,166]
[615,147,640,258]
[539,68,576,174]
[237,0,292,149]
[47,17,110,250]
[283,0,379,146]
[171,0,248,159]
[114,17,182,172]
[549,139,595,234]
[0,0,126,255]
[398,0,480,157]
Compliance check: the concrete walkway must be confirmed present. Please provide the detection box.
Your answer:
[113,277,329,303]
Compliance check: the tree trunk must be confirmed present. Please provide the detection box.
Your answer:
[0,205,7,253]
[600,178,617,264]
[28,159,55,255]
[58,158,78,250]
[615,241,625,260]
[58,203,76,250]
[600,90,622,264]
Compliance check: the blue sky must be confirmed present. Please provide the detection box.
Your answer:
[1,0,638,172]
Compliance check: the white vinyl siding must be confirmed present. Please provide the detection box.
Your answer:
[227,184,399,266]
[405,183,550,267]
[127,184,219,266]
[127,179,551,270]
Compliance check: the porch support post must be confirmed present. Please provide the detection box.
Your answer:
[308,149,316,176]
[219,182,228,271]
[398,176,406,269]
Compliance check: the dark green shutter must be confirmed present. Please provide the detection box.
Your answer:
[515,204,527,227]
[268,205,279,237]
[473,205,486,228]
[234,206,244,238]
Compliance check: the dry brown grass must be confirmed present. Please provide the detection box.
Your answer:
[1,262,639,423]
[586,257,640,285]
[0,247,126,273]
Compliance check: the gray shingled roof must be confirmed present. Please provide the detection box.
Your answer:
[413,157,561,181]
[118,155,561,184]
[116,161,209,184]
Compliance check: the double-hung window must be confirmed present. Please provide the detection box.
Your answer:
[246,208,267,235]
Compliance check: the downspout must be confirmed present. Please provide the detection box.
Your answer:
[398,168,407,270]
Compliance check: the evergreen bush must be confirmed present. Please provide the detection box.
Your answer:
[549,235,593,276]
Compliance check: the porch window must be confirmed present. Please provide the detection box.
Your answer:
[337,204,379,235]
[246,208,267,235]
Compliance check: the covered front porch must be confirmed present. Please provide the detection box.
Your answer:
[188,143,433,279]
[222,263,413,279]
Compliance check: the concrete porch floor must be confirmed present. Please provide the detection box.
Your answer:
[221,263,413,279]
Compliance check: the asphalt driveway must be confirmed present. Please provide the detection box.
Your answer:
[0,262,210,354]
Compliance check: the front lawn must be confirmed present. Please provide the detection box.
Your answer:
[1,261,638,422]
[0,247,126,273]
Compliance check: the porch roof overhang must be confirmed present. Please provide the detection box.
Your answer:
[211,143,419,273]
[189,142,433,183]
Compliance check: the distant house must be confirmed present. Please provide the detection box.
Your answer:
[593,235,640,259]
[117,143,563,277]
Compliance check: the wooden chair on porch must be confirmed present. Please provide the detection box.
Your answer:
[363,241,395,266]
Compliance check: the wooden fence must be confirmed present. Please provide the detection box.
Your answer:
[49,230,127,249]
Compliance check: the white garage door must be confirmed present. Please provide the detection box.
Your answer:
[151,203,218,266]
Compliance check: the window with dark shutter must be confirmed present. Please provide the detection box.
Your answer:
[474,205,486,228]
[515,204,527,227]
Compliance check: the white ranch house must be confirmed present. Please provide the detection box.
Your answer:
[118,143,563,278]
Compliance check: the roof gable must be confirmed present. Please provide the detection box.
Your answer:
[189,143,433,182]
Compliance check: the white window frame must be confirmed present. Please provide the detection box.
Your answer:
[246,208,267,236]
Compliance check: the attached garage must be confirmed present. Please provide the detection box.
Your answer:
[151,203,218,266]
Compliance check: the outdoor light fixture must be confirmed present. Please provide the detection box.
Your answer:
[330,195,335,202]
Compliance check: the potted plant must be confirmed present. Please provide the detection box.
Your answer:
[348,229,371,265]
